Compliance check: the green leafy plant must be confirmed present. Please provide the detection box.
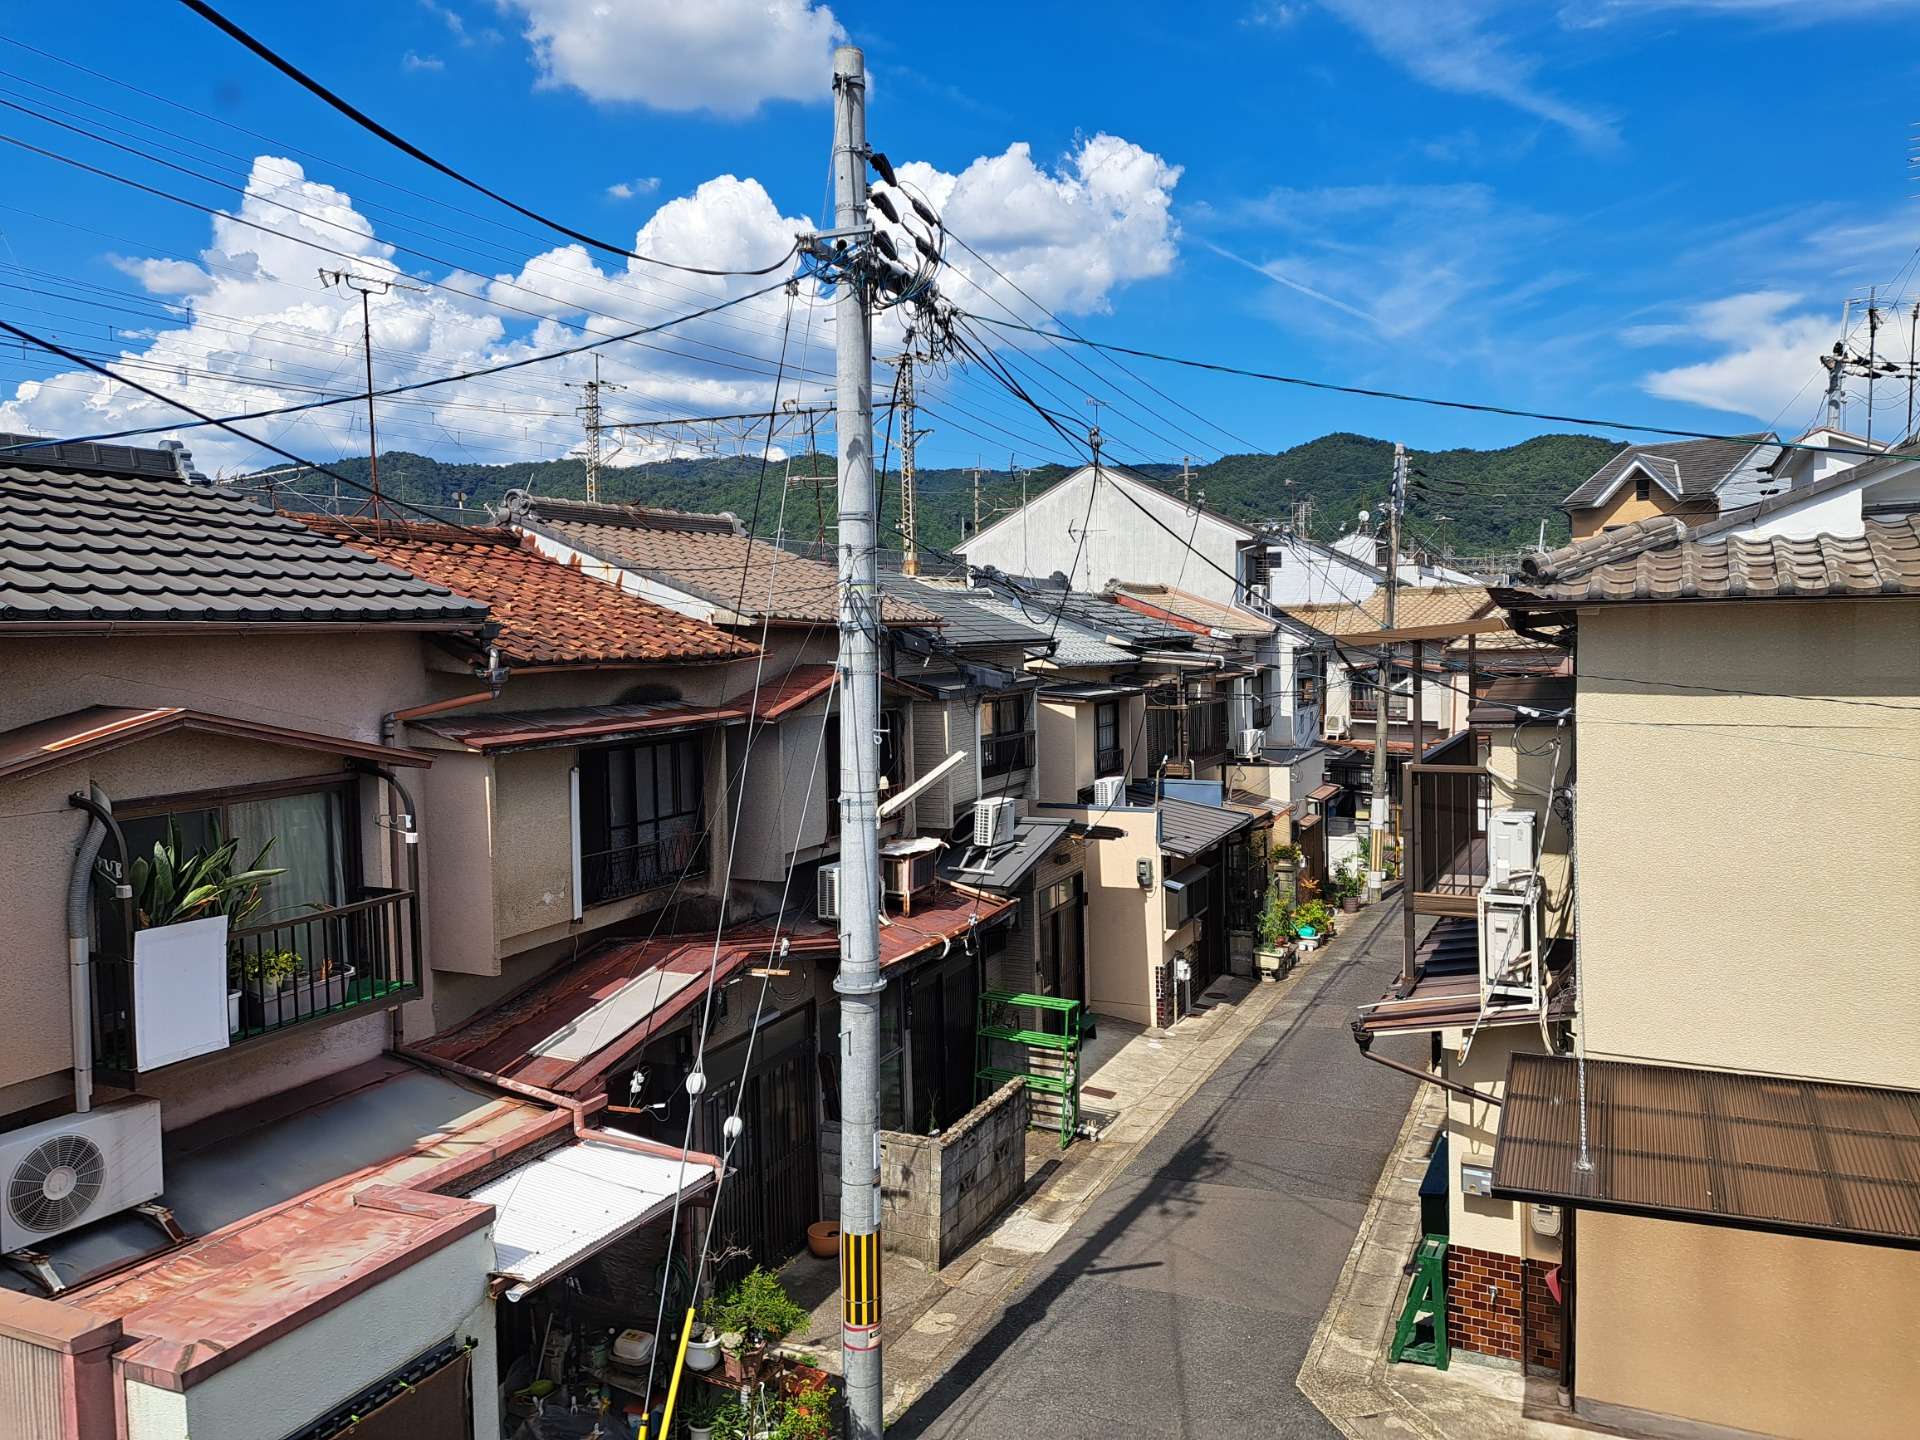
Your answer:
[1293,899,1335,936]
[1257,887,1293,951]
[773,1378,832,1440]
[116,821,284,930]
[1271,843,1300,865]
[706,1395,750,1440]
[707,1267,809,1348]
[240,948,311,991]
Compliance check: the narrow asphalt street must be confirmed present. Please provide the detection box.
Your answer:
[892,898,1422,1440]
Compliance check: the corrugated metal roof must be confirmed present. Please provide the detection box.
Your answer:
[1493,1053,1920,1248]
[939,817,1075,891]
[471,1139,717,1300]
[1125,781,1252,857]
[1109,583,1275,638]
[878,575,1050,648]
[412,700,745,753]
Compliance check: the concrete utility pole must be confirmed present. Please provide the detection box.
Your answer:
[829,43,885,1440]
[1367,442,1404,902]
[898,349,918,575]
[568,355,624,503]
[970,459,983,538]
[319,268,424,515]
[1181,455,1193,504]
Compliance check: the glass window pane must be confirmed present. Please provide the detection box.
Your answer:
[227,791,346,923]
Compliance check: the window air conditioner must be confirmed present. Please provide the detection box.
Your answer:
[816,862,842,922]
[880,838,943,909]
[973,796,1018,849]
[1476,882,1541,1010]
[1237,727,1265,760]
[1091,775,1126,808]
[0,1098,163,1251]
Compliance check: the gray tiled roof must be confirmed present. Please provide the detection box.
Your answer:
[1562,434,1776,509]
[1125,781,1253,858]
[878,576,1050,649]
[0,467,488,627]
[1505,515,1920,604]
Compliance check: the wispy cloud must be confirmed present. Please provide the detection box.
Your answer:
[606,177,662,200]
[1317,1,1619,149]
[402,50,445,72]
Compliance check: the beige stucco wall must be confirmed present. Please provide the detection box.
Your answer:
[1576,601,1920,1086]
[1069,805,1166,1027]
[1035,699,1091,804]
[1575,1209,1920,1440]
[1569,485,1714,539]
[1439,1026,1560,1264]
[0,633,436,1128]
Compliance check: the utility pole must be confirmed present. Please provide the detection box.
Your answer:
[829,43,885,1440]
[320,268,424,515]
[1368,443,1404,903]
[1181,454,1192,504]
[970,458,983,538]
[568,355,624,503]
[898,349,918,575]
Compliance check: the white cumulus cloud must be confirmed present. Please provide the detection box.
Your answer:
[502,0,843,115]
[607,177,662,200]
[1637,291,1869,424]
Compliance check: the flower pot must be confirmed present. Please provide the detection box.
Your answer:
[245,965,355,1029]
[687,1426,713,1440]
[807,1220,841,1258]
[685,1332,722,1372]
[1253,948,1289,980]
[228,989,242,1035]
[1341,897,1360,913]
[722,1344,765,1384]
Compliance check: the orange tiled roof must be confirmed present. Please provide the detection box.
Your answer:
[301,518,758,668]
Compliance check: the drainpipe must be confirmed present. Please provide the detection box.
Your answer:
[380,644,508,745]
[1350,1024,1502,1106]
[66,786,127,1114]
[366,765,423,1050]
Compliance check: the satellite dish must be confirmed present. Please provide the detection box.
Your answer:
[1357,509,1371,524]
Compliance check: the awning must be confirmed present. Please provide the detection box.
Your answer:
[0,705,431,782]
[1164,863,1211,893]
[472,1138,718,1300]
[1492,1053,1920,1249]
[412,700,744,753]
[1307,783,1343,804]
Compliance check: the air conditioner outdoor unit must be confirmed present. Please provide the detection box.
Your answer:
[1091,775,1126,808]
[1488,808,1537,888]
[816,862,842,922]
[1324,718,1350,740]
[1237,727,1265,760]
[880,838,943,910]
[1477,883,1540,1010]
[0,1098,163,1251]
[973,796,1018,849]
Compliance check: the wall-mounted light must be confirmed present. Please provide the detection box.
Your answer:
[1136,857,1154,890]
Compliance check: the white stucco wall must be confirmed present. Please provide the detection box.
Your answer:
[126,1225,499,1440]
[957,467,1253,606]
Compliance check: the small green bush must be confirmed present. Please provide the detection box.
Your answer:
[707,1267,809,1347]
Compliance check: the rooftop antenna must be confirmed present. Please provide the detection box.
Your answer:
[319,268,424,516]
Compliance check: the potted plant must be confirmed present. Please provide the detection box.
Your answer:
[709,1268,809,1384]
[706,1395,750,1440]
[242,948,354,1029]
[1334,859,1364,913]
[116,823,284,1066]
[1293,898,1335,949]
[684,1317,723,1373]
[685,1388,725,1440]
[774,1378,832,1440]
[1254,887,1293,980]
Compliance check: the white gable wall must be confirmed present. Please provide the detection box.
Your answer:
[957,467,1251,607]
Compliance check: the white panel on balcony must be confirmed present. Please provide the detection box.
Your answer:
[472,1139,716,1301]
[132,913,230,1068]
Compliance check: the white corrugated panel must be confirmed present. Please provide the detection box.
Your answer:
[471,1140,714,1301]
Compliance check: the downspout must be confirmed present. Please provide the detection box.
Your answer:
[366,765,422,1051]
[380,643,508,745]
[66,786,127,1114]
[1350,1024,1502,1106]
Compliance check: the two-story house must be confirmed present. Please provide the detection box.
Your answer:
[1352,497,1920,1440]
[1560,432,1782,539]
[0,456,728,1440]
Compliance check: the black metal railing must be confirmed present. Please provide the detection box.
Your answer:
[1094,745,1125,778]
[981,731,1034,778]
[92,887,419,1075]
[582,828,708,907]
[1187,699,1229,759]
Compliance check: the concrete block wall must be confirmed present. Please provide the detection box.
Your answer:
[878,1080,1029,1267]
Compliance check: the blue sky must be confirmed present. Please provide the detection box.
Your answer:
[2,1,1917,479]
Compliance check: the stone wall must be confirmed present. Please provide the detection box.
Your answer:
[879,1080,1029,1267]
[1444,1241,1562,1372]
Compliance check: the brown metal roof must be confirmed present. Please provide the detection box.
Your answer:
[412,700,745,753]
[1493,1053,1920,1248]
[1306,782,1343,803]
[1467,675,1575,727]
[0,705,431,783]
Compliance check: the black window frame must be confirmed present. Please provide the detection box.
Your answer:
[1634,473,1652,502]
[578,734,707,908]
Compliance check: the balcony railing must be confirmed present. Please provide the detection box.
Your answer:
[92,886,420,1076]
[981,731,1034,778]
[1404,756,1491,917]
[1187,699,1229,759]
[582,828,708,907]
[1094,745,1125,778]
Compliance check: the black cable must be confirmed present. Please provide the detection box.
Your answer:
[961,311,1908,463]
[0,316,483,530]
[0,276,792,454]
[175,0,798,278]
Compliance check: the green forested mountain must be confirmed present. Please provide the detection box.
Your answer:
[255,430,1620,561]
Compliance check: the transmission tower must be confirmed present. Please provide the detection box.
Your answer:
[567,355,624,503]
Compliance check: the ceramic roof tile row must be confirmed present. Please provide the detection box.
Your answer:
[0,467,486,626]
[1108,582,1276,637]
[1280,584,1496,637]
[1510,515,1920,604]
[877,575,1050,647]
[508,495,938,626]
[303,517,758,666]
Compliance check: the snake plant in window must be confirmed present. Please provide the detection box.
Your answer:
[114,821,284,930]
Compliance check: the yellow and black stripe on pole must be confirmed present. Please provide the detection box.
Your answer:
[842,1228,883,1347]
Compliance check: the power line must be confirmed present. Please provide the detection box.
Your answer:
[175,0,799,278]
[960,311,1912,462]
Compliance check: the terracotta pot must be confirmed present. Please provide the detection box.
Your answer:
[807,1220,841,1258]
[723,1344,766,1384]
[1342,897,1359,913]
